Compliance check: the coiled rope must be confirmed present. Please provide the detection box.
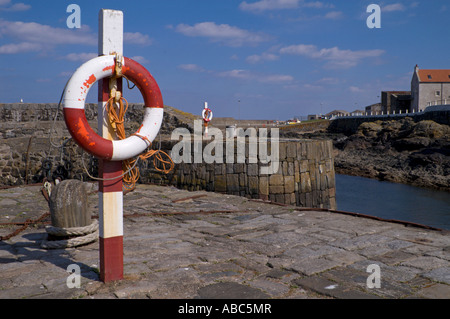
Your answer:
[41,219,99,249]
[105,95,174,192]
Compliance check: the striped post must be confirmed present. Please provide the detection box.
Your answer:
[98,9,124,283]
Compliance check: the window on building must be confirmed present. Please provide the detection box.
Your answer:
[428,75,432,79]
[435,90,441,97]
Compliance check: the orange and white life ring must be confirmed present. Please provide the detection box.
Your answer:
[202,108,213,123]
[63,55,163,161]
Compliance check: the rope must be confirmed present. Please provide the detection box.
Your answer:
[45,219,98,237]
[105,95,174,192]
[40,219,99,249]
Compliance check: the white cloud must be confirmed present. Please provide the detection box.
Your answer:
[0,20,96,46]
[219,69,293,83]
[239,0,334,13]
[259,74,294,83]
[279,44,385,69]
[246,52,279,64]
[239,0,300,12]
[218,69,253,80]
[0,19,96,55]
[0,1,30,12]
[316,77,340,85]
[178,64,206,72]
[124,32,152,46]
[174,22,269,47]
[0,41,40,54]
[130,56,149,65]
[383,3,406,12]
[63,52,97,62]
[324,11,343,19]
[349,86,364,93]
[304,83,323,90]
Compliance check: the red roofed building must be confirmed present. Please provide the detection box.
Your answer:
[411,65,450,112]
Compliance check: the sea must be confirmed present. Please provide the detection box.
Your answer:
[335,174,450,230]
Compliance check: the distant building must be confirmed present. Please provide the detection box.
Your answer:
[365,103,382,114]
[325,110,349,118]
[307,114,319,121]
[350,109,365,116]
[381,91,411,114]
[411,65,450,112]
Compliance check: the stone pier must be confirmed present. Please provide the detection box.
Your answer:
[141,139,336,210]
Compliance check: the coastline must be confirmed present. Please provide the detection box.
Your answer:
[281,117,450,193]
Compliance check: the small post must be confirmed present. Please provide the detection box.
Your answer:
[98,9,124,283]
[204,102,209,138]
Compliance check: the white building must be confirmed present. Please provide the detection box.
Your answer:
[411,65,450,112]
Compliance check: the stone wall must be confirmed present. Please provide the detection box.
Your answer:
[0,103,337,209]
[141,139,336,209]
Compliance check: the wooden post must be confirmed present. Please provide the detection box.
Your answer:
[98,9,124,283]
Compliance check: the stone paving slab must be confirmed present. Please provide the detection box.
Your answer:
[0,183,449,299]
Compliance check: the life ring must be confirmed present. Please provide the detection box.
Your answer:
[202,108,213,123]
[63,55,163,161]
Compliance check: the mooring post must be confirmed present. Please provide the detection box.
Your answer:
[98,9,124,282]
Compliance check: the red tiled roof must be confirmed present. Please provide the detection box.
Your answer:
[418,69,450,83]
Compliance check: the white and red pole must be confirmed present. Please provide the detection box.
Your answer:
[98,9,124,283]
[204,102,208,138]
[203,102,213,138]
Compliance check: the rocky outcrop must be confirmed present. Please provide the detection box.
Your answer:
[282,117,450,192]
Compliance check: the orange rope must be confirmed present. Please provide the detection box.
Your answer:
[105,96,174,192]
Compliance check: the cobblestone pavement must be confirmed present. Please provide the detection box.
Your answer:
[0,183,449,299]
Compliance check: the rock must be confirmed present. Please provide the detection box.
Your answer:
[327,118,450,191]
[357,121,382,138]
[393,137,432,151]
[412,120,450,139]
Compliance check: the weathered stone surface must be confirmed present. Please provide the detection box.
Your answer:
[0,184,450,299]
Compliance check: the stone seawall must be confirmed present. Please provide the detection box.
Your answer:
[0,103,336,209]
[141,139,336,209]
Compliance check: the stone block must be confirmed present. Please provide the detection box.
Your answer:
[226,174,240,193]
[278,143,286,161]
[214,175,227,193]
[269,174,284,186]
[259,177,269,196]
[234,163,245,174]
[300,160,308,173]
[286,143,297,159]
[215,164,225,175]
[300,172,312,193]
[239,173,247,188]
[288,162,294,176]
[248,176,259,195]
[247,164,259,176]
[269,185,285,194]
[284,176,295,194]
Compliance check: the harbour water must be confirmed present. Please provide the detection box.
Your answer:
[335,174,450,230]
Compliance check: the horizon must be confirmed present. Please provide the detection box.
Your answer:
[1,0,449,120]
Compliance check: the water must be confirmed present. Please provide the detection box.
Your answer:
[335,174,450,230]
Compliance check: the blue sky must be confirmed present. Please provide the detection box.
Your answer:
[1,0,449,120]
